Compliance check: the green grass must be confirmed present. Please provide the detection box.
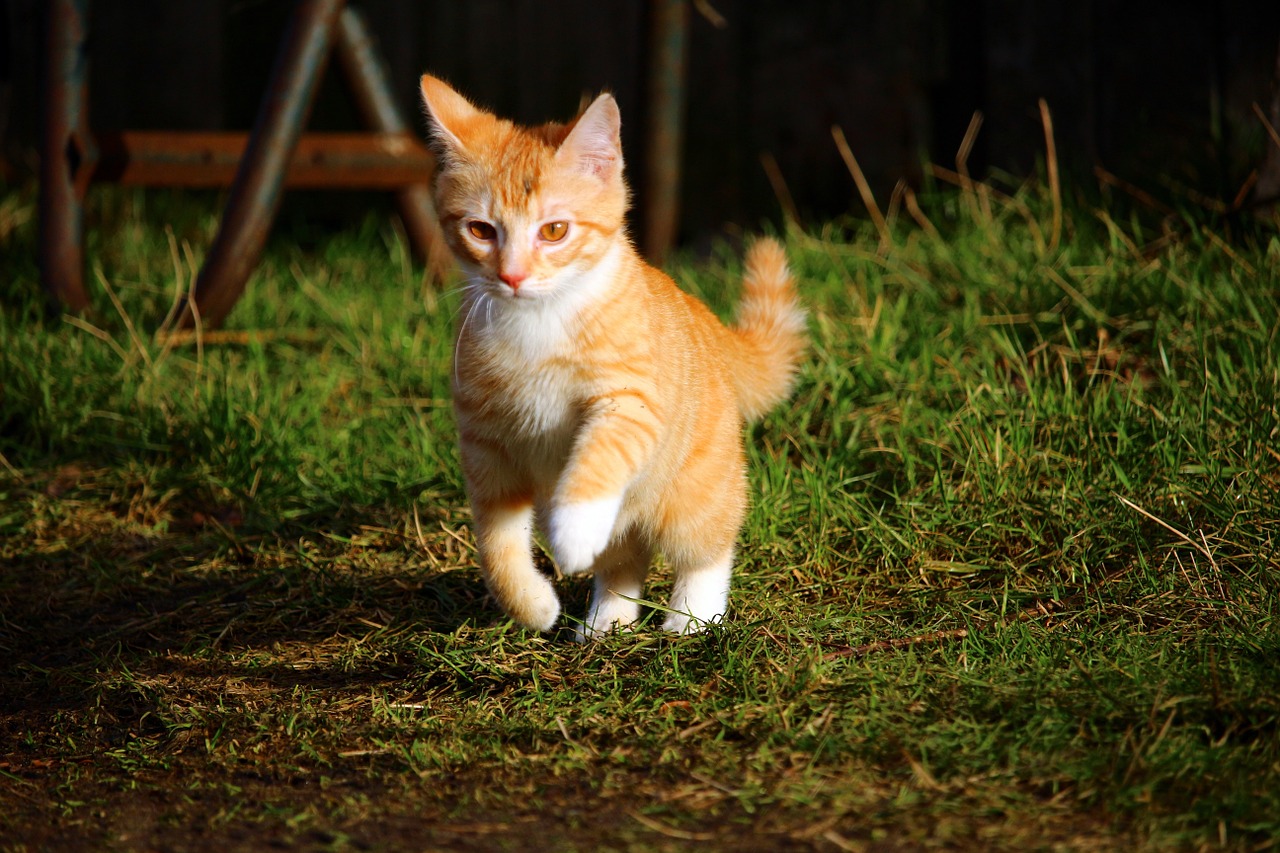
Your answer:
[1,178,1278,851]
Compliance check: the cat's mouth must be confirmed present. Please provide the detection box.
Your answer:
[489,279,549,300]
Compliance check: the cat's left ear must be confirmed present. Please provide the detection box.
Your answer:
[419,74,484,161]
[556,94,622,182]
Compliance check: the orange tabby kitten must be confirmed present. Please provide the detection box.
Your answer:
[418,75,805,639]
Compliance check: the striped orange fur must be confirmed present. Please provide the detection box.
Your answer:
[419,75,806,638]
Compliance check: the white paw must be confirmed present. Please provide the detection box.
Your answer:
[495,575,561,632]
[663,554,732,634]
[662,610,721,635]
[575,594,641,643]
[547,495,623,575]
[515,585,562,633]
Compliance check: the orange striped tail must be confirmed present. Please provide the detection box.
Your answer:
[725,238,807,421]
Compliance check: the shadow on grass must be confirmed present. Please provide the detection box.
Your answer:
[0,485,624,852]
[0,498,499,714]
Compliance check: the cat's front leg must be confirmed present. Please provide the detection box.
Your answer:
[460,436,560,631]
[472,496,560,630]
[548,393,661,575]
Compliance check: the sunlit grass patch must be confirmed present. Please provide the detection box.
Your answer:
[1,179,1278,850]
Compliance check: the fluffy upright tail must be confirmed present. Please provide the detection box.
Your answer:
[725,238,807,421]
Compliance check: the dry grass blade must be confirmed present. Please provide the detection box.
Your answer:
[955,110,992,223]
[760,150,801,227]
[927,163,1010,202]
[1202,229,1258,277]
[1093,166,1175,216]
[832,125,891,249]
[904,750,944,791]
[1231,170,1259,210]
[821,829,866,852]
[902,185,940,238]
[154,329,324,347]
[63,315,130,362]
[1039,99,1062,253]
[885,178,906,228]
[956,110,983,176]
[95,270,153,369]
[692,0,728,29]
[1252,101,1280,155]
[181,276,206,387]
[1114,494,1216,564]
[158,227,190,337]
[0,449,21,478]
[927,162,1046,248]
[628,810,715,841]
[1043,266,1110,325]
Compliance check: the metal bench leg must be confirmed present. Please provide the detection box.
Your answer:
[642,0,689,266]
[187,0,346,329]
[334,6,451,282]
[39,0,94,313]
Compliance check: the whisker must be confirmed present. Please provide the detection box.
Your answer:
[453,294,487,387]
[444,278,489,320]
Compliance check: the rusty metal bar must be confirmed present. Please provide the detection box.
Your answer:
[186,0,345,329]
[642,0,690,266]
[92,131,432,188]
[39,0,95,313]
[332,8,412,136]
[333,6,449,278]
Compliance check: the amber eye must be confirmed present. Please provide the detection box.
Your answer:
[538,221,569,243]
[466,220,497,241]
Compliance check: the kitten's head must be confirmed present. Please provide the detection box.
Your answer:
[419,75,628,302]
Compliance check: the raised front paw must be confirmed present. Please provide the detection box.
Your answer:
[548,495,623,575]
[505,579,562,633]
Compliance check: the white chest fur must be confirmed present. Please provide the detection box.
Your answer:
[457,245,622,439]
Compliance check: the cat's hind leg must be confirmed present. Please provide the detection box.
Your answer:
[663,549,734,634]
[658,493,745,634]
[576,528,651,642]
[657,427,748,634]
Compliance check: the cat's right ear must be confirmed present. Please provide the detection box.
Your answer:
[419,74,483,161]
[556,93,622,182]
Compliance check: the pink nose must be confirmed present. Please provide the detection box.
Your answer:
[499,270,528,291]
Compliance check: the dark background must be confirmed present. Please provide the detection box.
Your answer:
[4,0,1280,246]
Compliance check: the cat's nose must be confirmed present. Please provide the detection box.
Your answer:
[499,270,528,291]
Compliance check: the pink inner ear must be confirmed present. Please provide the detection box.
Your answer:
[559,94,622,179]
